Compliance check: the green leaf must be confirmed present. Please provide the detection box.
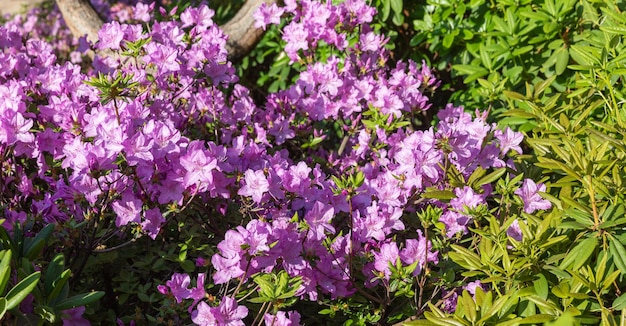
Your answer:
[443,33,455,49]
[5,271,40,310]
[475,168,506,187]
[461,290,477,322]
[503,90,526,100]
[402,320,437,326]
[44,253,65,295]
[559,236,597,270]
[479,44,493,71]
[609,237,626,275]
[23,223,55,261]
[0,250,12,295]
[422,189,455,200]
[449,245,483,270]
[555,48,569,75]
[453,64,489,76]
[612,293,626,310]
[519,314,555,324]
[600,25,626,35]
[569,44,600,66]
[380,0,390,21]
[47,270,71,303]
[390,0,402,15]
[545,311,576,326]
[54,291,105,311]
[533,274,549,300]
[0,298,6,320]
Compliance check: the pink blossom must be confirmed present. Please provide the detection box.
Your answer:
[254,3,285,30]
[515,179,552,214]
[238,169,270,203]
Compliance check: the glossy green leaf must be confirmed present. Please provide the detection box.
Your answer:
[0,298,5,320]
[44,253,65,295]
[54,291,104,311]
[559,236,597,270]
[0,250,11,295]
[5,271,40,310]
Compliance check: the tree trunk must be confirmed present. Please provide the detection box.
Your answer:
[55,0,277,60]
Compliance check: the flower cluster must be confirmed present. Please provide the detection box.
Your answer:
[0,0,552,324]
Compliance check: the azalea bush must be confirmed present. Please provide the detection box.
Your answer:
[1,0,625,325]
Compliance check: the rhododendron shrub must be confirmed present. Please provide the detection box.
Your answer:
[0,0,554,324]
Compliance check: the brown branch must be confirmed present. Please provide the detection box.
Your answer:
[56,0,103,45]
[221,0,277,59]
[55,0,278,60]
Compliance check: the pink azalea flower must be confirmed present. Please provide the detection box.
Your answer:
[253,3,285,30]
[515,179,552,214]
[238,169,270,203]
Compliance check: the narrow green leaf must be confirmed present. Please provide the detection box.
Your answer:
[612,293,626,310]
[0,298,6,320]
[402,320,437,326]
[0,250,12,295]
[390,0,402,15]
[380,0,390,21]
[475,168,506,187]
[5,271,40,310]
[602,270,620,291]
[23,223,55,261]
[559,236,597,270]
[519,314,555,324]
[503,90,526,100]
[533,76,556,98]
[479,44,493,71]
[555,48,569,75]
[45,253,65,295]
[47,270,71,303]
[422,190,455,200]
[533,274,549,300]
[452,64,488,76]
[569,44,600,66]
[461,290,477,322]
[600,25,626,35]
[54,291,105,311]
[609,237,626,275]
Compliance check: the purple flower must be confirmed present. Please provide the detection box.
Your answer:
[62,306,89,326]
[144,42,180,73]
[507,219,523,241]
[442,290,458,313]
[400,230,439,276]
[180,140,218,192]
[263,311,302,326]
[187,273,207,312]
[192,296,248,326]
[495,127,524,155]
[141,208,165,240]
[515,179,552,214]
[180,5,215,29]
[304,201,335,240]
[133,2,153,22]
[192,301,219,325]
[283,22,308,62]
[464,280,485,297]
[373,242,400,280]
[111,193,143,227]
[450,186,484,211]
[97,21,125,50]
[254,3,285,30]
[165,273,192,303]
[238,169,270,203]
[439,211,470,237]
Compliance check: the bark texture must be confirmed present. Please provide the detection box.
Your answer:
[55,0,277,60]
[56,0,104,45]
